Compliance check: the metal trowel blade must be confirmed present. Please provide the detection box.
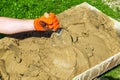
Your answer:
[55,28,63,35]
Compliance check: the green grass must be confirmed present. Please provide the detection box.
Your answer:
[0,0,120,79]
[0,0,120,19]
[101,65,120,80]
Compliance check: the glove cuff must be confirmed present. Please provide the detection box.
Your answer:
[34,18,46,31]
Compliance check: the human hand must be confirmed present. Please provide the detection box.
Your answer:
[34,13,59,31]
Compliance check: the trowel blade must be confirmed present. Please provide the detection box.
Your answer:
[55,28,63,34]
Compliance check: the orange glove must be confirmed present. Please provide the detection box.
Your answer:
[34,13,59,31]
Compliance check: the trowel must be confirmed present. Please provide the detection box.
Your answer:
[44,12,63,35]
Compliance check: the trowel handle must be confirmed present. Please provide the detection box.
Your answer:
[44,12,50,18]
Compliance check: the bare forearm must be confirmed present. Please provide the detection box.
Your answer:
[0,17,35,34]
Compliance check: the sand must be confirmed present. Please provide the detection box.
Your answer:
[0,3,120,80]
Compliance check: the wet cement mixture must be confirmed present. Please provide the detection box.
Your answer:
[0,3,120,80]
